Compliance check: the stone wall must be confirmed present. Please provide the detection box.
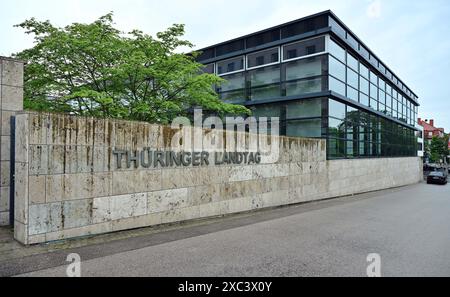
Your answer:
[0,57,24,226]
[14,112,422,244]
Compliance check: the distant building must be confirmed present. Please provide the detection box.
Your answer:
[418,119,445,143]
[416,124,424,158]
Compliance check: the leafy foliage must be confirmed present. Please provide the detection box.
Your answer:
[427,135,449,163]
[15,13,250,124]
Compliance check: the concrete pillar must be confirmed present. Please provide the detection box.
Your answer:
[0,57,25,226]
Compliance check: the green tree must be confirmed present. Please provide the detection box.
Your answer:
[429,135,449,163]
[14,13,250,124]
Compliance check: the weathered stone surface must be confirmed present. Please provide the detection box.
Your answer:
[1,85,23,111]
[112,170,161,196]
[0,161,10,187]
[1,136,10,161]
[0,211,9,225]
[148,188,188,213]
[1,59,24,87]
[29,113,49,145]
[0,187,9,212]
[62,173,111,201]
[111,213,162,232]
[92,196,111,224]
[188,184,222,206]
[29,175,46,205]
[1,111,14,136]
[28,145,48,175]
[45,222,111,242]
[229,166,253,182]
[62,199,93,230]
[110,193,147,221]
[29,204,50,235]
[45,175,64,203]
[14,162,28,224]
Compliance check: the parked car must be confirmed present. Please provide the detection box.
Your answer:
[427,171,448,185]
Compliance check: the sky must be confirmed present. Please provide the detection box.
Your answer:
[1,0,449,131]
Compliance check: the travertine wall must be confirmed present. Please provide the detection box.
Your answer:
[14,112,422,244]
[0,57,24,226]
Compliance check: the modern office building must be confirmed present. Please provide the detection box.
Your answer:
[196,10,419,159]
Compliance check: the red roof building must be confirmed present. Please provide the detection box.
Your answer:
[418,119,445,142]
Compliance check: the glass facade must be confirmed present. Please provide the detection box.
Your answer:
[327,38,417,127]
[197,12,419,160]
[326,99,417,159]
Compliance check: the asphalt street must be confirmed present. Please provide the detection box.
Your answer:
[12,182,450,277]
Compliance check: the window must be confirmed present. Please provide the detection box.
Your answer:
[249,65,281,100]
[328,39,346,62]
[287,99,322,119]
[360,93,369,107]
[287,119,322,138]
[250,85,280,101]
[370,97,378,110]
[329,16,346,39]
[247,48,279,69]
[386,84,392,96]
[329,76,345,96]
[359,77,369,95]
[283,36,325,61]
[285,56,324,81]
[359,46,369,60]
[216,39,245,57]
[246,29,280,48]
[379,79,386,91]
[197,48,215,61]
[347,53,358,71]
[347,34,358,50]
[347,86,358,102]
[328,138,346,158]
[329,99,346,119]
[370,83,378,99]
[360,63,369,80]
[329,56,346,82]
[370,71,378,85]
[202,64,215,74]
[286,78,322,96]
[379,90,386,105]
[347,68,359,89]
[218,72,245,102]
[370,55,379,68]
[252,104,281,118]
[281,15,328,38]
[217,56,244,75]
[329,118,346,138]
[249,65,280,87]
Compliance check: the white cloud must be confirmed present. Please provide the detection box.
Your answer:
[367,0,382,19]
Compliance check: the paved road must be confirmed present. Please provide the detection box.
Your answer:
[14,182,450,277]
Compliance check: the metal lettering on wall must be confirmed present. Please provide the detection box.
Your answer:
[113,149,262,170]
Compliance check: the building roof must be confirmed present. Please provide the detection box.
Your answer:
[419,119,445,133]
[195,10,419,105]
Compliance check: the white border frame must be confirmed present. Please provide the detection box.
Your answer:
[217,56,245,77]
[281,35,327,63]
[204,63,216,75]
[246,47,281,71]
